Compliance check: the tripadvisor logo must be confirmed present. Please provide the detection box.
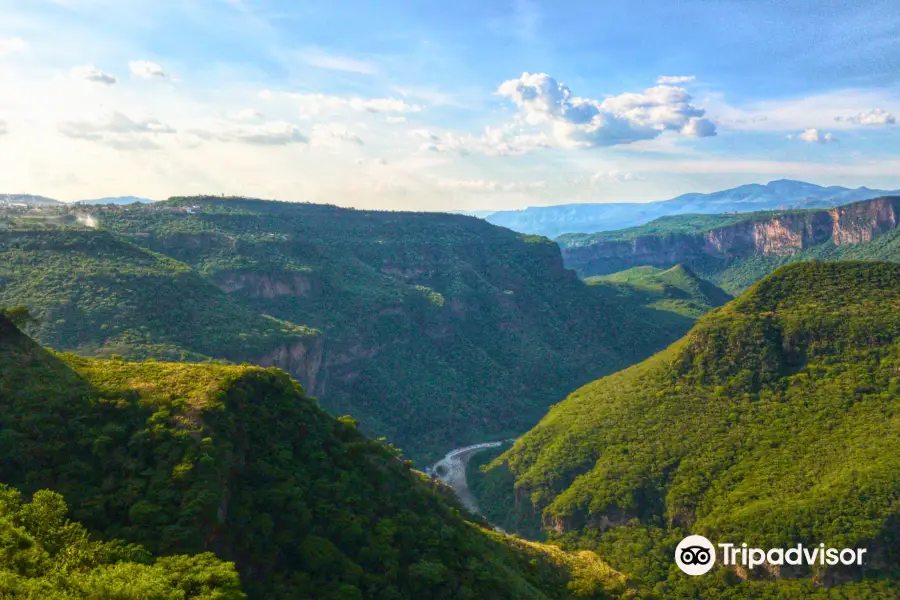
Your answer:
[675,535,868,576]
[675,535,716,575]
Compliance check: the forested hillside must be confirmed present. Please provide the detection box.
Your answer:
[0,228,314,362]
[0,485,244,599]
[0,197,690,461]
[0,314,630,599]
[585,265,732,327]
[559,196,900,293]
[475,262,900,598]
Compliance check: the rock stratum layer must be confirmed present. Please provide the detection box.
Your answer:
[561,196,900,280]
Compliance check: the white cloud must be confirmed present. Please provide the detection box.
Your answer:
[496,73,716,148]
[656,75,696,84]
[590,169,642,184]
[0,37,28,57]
[297,47,377,75]
[70,65,117,85]
[0,120,7,136]
[837,108,896,126]
[788,128,837,143]
[129,60,169,79]
[230,108,264,120]
[194,121,309,146]
[385,116,408,124]
[310,123,363,145]
[436,178,546,192]
[418,125,551,156]
[708,90,900,132]
[58,111,176,150]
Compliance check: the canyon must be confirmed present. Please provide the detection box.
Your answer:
[561,196,900,281]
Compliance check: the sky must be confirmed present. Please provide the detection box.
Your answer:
[0,0,899,211]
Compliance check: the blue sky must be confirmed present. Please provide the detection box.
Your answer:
[0,0,899,209]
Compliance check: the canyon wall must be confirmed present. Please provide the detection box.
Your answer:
[562,197,900,277]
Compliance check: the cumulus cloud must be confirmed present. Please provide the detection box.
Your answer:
[59,111,176,150]
[656,75,696,84]
[836,108,896,126]
[495,72,716,148]
[788,128,837,143]
[71,65,117,85]
[436,178,547,193]
[129,60,169,79]
[0,37,28,57]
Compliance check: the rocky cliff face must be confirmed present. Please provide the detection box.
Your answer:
[563,197,900,277]
[255,335,325,397]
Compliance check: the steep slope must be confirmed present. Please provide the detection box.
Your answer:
[478,262,900,598]
[485,180,900,237]
[33,196,685,462]
[585,265,732,322]
[0,228,315,362]
[0,315,629,600]
[0,485,244,600]
[560,196,900,293]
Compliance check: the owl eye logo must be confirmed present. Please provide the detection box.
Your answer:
[675,535,716,575]
[679,546,712,565]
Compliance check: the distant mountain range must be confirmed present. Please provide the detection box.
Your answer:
[483,180,900,237]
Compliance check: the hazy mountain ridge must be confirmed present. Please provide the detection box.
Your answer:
[484,180,900,238]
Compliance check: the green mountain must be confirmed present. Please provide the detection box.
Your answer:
[559,196,900,294]
[0,314,629,600]
[0,228,315,362]
[1,197,689,461]
[585,265,732,325]
[476,262,900,598]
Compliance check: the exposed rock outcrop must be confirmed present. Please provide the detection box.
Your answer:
[563,197,900,277]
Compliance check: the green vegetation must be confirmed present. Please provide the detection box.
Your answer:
[558,212,784,247]
[0,485,244,600]
[0,314,630,599]
[586,265,732,322]
[558,197,900,296]
[1,197,689,461]
[479,262,900,598]
[708,228,900,293]
[0,229,313,362]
